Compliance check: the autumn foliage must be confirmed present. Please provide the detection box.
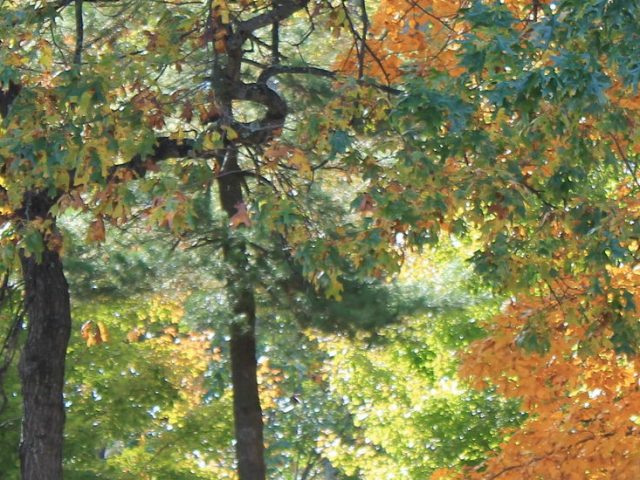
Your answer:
[336,0,465,80]
[3,0,640,479]
[438,270,640,479]
[353,1,640,478]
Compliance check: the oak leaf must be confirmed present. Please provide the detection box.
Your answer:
[229,202,251,228]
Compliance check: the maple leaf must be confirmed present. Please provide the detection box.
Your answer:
[229,201,251,228]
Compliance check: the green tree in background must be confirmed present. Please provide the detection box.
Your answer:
[319,250,523,479]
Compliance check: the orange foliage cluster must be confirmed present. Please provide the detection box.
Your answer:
[346,0,562,82]
[337,0,466,81]
[608,78,640,144]
[437,268,640,479]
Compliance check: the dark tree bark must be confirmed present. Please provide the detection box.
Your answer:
[217,146,266,480]
[0,81,21,118]
[2,68,71,480]
[18,193,71,480]
[228,304,264,480]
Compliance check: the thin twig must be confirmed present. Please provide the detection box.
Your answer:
[358,0,368,80]
[73,0,84,67]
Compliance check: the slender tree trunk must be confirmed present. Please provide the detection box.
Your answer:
[18,193,71,480]
[218,146,266,480]
[208,4,310,477]
[229,299,264,480]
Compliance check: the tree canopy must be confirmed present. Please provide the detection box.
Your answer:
[1,0,640,479]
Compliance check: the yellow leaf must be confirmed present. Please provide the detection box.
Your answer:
[290,149,312,177]
[202,131,222,150]
[222,125,238,141]
[39,42,53,69]
[55,170,70,190]
[326,272,343,301]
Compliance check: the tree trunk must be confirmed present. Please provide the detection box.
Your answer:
[218,146,266,480]
[229,304,264,480]
[18,193,71,480]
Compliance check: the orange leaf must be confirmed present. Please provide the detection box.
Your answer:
[97,322,109,343]
[229,202,251,228]
[87,216,106,242]
[81,321,103,347]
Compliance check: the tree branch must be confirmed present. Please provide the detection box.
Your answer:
[358,0,368,80]
[257,64,402,94]
[257,65,335,84]
[52,0,119,9]
[108,137,196,180]
[611,134,640,191]
[73,0,84,66]
[237,0,310,37]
